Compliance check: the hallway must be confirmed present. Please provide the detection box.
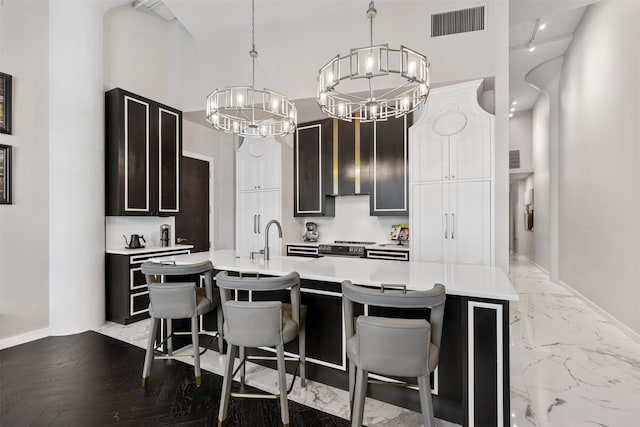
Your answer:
[508,256,640,426]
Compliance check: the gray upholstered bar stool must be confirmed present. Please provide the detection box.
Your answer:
[140,260,223,388]
[215,271,306,427]
[342,280,446,427]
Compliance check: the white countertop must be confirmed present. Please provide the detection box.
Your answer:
[150,250,518,301]
[106,244,194,255]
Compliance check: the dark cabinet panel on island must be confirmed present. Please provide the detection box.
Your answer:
[294,119,335,216]
[105,88,181,216]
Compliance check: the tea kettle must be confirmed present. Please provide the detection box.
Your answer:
[123,234,146,249]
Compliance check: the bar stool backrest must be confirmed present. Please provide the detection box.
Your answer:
[215,271,301,348]
[142,260,215,301]
[342,281,446,374]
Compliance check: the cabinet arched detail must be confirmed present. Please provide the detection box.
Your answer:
[410,79,494,266]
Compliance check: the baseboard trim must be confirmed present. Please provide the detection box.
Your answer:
[556,280,640,346]
[516,254,550,276]
[0,327,51,350]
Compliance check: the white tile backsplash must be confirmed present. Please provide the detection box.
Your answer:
[106,216,175,250]
[294,195,408,244]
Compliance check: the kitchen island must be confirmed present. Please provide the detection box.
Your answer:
[152,250,518,427]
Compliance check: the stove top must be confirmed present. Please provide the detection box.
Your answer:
[333,240,376,245]
[318,241,376,257]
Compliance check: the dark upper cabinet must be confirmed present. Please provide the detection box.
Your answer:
[294,119,335,216]
[294,114,410,217]
[106,88,181,216]
[370,114,412,215]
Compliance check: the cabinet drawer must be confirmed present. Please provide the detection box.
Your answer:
[130,291,150,316]
[130,249,191,265]
[130,267,147,291]
[286,245,319,257]
[366,249,410,261]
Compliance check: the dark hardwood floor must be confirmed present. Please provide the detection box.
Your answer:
[0,331,350,426]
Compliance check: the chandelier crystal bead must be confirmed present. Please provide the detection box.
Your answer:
[316,1,430,122]
[205,0,297,137]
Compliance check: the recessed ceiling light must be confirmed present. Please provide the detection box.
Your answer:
[512,100,518,105]
[509,113,514,118]
[538,22,546,30]
[528,45,536,52]
[510,107,515,112]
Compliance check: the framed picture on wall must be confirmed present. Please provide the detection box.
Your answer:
[0,72,12,135]
[0,144,12,204]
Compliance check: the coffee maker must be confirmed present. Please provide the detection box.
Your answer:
[160,224,171,247]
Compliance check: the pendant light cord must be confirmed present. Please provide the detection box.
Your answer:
[250,0,257,123]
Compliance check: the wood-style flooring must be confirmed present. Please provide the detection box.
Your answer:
[0,331,350,426]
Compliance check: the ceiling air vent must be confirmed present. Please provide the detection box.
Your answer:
[431,6,485,37]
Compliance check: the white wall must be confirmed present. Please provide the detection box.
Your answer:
[558,1,640,333]
[294,196,409,245]
[0,0,50,344]
[105,216,176,250]
[509,110,533,171]
[103,4,171,104]
[531,94,550,272]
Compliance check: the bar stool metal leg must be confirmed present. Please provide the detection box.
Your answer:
[352,367,368,427]
[418,374,436,427]
[276,344,290,427]
[348,359,355,415]
[299,324,306,387]
[191,316,202,387]
[217,308,224,354]
[218,344,236,426]
[166,319,173,356]
[239,346,246,385]
[141,318,159,388]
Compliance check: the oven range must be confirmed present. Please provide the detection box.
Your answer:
[317,241,376,258]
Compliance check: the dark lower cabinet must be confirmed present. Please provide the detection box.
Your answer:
[105,88,182,216]
[105,248,191,325]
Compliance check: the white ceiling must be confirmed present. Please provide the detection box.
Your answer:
[140,0,602,115]
[509,0,600,113]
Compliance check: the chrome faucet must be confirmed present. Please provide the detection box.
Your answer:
[264,219,283,261]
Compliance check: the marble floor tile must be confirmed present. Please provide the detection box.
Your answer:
[508,255,640,427]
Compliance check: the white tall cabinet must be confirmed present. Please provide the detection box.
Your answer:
[410,80,494,266]
[236,137,282,256]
